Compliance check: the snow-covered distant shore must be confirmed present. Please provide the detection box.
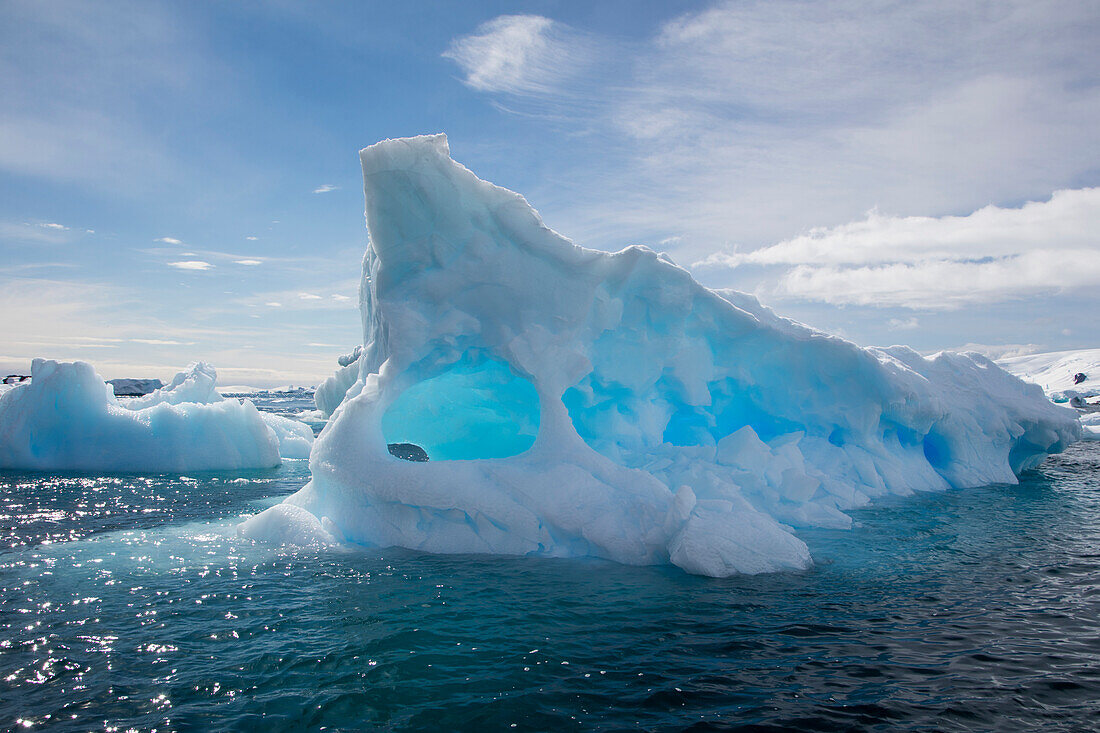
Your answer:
[999,349,1100,439]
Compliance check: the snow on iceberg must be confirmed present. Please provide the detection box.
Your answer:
[241,134,1081,577]
[315,346,362,418]
[0,359,313,472]
[120,362,314,458]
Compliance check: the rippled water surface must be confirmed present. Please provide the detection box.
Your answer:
[2,433,1099,731]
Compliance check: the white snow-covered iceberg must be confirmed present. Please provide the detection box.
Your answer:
[119,361,314,458]
[241,134,1080,575]
[0,359,313,472]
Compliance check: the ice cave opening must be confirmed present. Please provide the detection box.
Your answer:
[380,351,540,460]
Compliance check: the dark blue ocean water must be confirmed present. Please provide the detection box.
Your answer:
[2,404,1099,730]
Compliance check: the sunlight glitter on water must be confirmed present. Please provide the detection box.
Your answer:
[1,443,1099,730]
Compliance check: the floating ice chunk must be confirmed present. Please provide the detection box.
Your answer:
[1079,413,1100,440]
[237,503,335,546]
[125,362,220,408]
[262,413,315,458]
[245,134,1080,577]
[0,359,313,471]
[119,362,314,458]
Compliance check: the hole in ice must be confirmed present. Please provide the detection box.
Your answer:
[381,352,539,461]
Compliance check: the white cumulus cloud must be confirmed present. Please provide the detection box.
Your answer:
[312,184,338,194]
[168,260,213,271]
[694,188,1100,310]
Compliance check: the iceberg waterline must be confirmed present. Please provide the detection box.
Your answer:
[238,134,1080,577]
[0,360,313,472]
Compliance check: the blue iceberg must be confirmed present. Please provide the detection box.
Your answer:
[240,134,1080,576]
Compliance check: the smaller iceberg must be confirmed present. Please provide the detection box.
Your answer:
[0,359,313,472]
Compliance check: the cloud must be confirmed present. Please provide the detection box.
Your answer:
[0,221,73,244]
[168,260,213,271]
[695,188,1100,309]
[331,294,351,301]
[444,14,606,100]
[156,236,183,245]
[234,259,263,266]
[312,184,338,194]
[447,2,1100,270]
[888,317,919,331]
[38,222,68,230]
[777,251,1100,309]
[956,343,1043,360]
[265,302,282,307]
[298,292,322,300]
[130,338,194,346]
[246,236,258,241]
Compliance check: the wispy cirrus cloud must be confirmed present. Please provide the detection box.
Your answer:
[444,15,599,96]
[312,184,338,194]
[0,221,77,244]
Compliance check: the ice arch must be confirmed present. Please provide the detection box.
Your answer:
[381,351,539,460]
[240,134,1080,576]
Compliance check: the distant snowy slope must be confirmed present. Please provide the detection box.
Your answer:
[999,348,1100,440]
[998,349,1100,399]
[241,134,1080,577]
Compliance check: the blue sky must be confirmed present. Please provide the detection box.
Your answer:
[2,0,1098,386]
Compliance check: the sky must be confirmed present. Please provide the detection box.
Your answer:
[1,0,1097,386]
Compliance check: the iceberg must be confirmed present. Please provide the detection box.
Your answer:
[0,359,313,472]
[241,134,1080,575]
[119,362,314,459]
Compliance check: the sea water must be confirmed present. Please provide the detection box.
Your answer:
[1,397,1098,730]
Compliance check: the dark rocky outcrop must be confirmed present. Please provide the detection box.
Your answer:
[107,378,165,397]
